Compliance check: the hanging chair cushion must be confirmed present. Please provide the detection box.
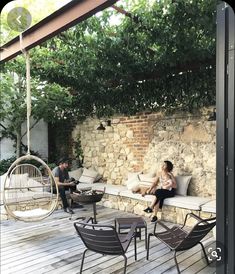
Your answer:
[13,208,50,217]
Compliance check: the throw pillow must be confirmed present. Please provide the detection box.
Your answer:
[127,172,142,181]
[175,175,192,196]
[138,174,156,187]
[126,172,142,190]
[69,168,83,181]
[79,168,99,184]
[88,167,103,182]
[27,178,44,192]
[94,173,103,182]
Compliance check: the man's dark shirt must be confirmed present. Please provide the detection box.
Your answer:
[52,166,69,183]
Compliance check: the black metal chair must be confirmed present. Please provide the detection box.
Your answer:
[147,213,216,273]
[74,219,137,274]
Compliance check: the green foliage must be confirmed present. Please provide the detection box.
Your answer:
[0,155,56,176]
[0,157,16,176]
[0,61,74,156]
[23,0,218,117]
[1,0,218,142]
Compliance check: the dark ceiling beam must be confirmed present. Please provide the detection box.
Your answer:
[0,0,118,63]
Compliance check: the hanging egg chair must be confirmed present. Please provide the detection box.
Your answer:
[2,35,59,222]
[3,155,58,222]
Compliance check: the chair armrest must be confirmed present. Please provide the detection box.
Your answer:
[74,217,94,228]
[154,220,171,233]
[181,213,202,228]
[120,222,138,243]
[182,213,216,228]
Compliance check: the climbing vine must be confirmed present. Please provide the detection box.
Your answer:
[27,0,218,117]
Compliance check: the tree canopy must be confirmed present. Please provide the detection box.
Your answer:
[2,0,218,122]
[27,0,217,118]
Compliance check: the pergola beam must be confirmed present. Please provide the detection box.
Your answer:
[0,0,118,63]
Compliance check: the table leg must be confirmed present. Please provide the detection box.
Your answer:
[134,232,137,260]
[93,203,97,223]
[145,227,147,249]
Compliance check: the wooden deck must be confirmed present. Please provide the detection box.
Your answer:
[1,205,216,274]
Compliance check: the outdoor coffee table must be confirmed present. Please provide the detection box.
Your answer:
[114,217,147,249]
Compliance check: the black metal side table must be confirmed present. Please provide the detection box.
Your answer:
[114,217,147,249]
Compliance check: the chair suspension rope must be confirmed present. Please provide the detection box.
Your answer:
[20,34,31,154]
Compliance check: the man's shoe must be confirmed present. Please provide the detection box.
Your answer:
[151,216,158,222]
[68,207,75,214]
[64,207,74,214]
[143,207,153,213]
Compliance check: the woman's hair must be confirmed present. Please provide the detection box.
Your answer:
[164,160,173,172]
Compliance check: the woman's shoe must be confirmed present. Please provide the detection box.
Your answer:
[151,216,158,222]
[143,207,153,213]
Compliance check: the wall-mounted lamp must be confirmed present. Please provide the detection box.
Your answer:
[106,120,111,126]
[208,108,216,121]
[97,122,106,130]
[96,120,112,130]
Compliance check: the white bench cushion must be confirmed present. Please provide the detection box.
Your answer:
[201,200,216,213]
[164,195,211,210]
[77,183,126,196]
[77,182,214,212]
[97,184,127,195]
[119,189,155,202]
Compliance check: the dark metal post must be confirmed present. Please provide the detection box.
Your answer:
[227,5,235,273]
[216,2,235,274]
[93,203,97,224]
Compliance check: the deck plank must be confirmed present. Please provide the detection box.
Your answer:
[1,205,216,274]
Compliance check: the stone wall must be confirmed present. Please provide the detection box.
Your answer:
[72,110,216,198]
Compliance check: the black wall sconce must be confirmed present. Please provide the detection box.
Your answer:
[97,122,106,130]
[96,120,112,130]
[208,108,216,121]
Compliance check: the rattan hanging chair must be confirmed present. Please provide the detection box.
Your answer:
[2,34,59,222]
[3,155,59,222]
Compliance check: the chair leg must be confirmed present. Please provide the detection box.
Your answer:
[146,234,152,260]
[174,251,181,274]
[199,241,209,265]
[145,227,147,249]
[134,234,137,260]
[139,228,142,240]
[123,255,127,274]
[80,249,88,274]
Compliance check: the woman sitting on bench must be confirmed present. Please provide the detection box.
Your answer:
[143,160,177,222]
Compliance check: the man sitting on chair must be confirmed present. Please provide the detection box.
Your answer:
[53,158,83,214]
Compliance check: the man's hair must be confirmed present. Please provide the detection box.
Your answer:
[58,157,69,165]
[164,160,173,172]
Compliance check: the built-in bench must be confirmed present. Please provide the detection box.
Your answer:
[0,176,216,224]
[66,168,215,225]
[77,182,216,225]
